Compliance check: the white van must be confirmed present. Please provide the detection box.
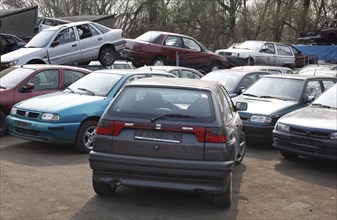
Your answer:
[34,17,70,34]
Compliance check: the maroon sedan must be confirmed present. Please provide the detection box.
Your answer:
[121,31,230,73]
[0,64,91,136]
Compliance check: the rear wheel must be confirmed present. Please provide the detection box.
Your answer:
[92,177,117,195]
[235,132,246,165]
[280,150,299,160]
[0,111,8,137]
[99,47,116,66]
[75,120,97,153]
[209,62,221,72]
[152,57,165,66]
[211,172,232,208]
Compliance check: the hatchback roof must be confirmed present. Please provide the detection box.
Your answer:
[209,69,271,76]
[128,77,219,90]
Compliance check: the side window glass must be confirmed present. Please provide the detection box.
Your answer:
[240,74,258,89]
[56,28,76,45]
[216,88,233,123]
[28,70,59,91]
[169,70,179,77]
[64,70,85,87]
[181,70,196,79]
[276,44,293,56]
[77,24,93,40]
[182,38,201,51]
[322,80,335,90]
[306,81,322,98]
[261,43,275,54]
[88,24,100,36]
[164,36,183,48]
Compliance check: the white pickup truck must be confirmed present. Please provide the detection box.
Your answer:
[1,21,126,68]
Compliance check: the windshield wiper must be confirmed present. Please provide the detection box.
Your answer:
[259,95,286,101]
[77,88,95,96]
[243,93,258,97]
[66,87,74,93]
[151,114,196,123]
[311,103,335,109]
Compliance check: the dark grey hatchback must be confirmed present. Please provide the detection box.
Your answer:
[89,78,247,208]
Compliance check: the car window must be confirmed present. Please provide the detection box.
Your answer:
[64,70,86,87]
[305,80,323,98]
[169,70,180,77]
[322,80,335,90]
[182,38,201,51]
[55,27,76,44]
[181,70,199,79]
[216,88,233,123]
[261,43,275,54]
[26,30,57,48]
[276,44,293,56]
[113,64,130,69]
[0,67,35,88]
[110,87,214,122]
[164,36,183,48]
[151,74,174,78]
[91,22,110,33]
[28,70,59,91]
[313,85,337,108]
[240,74,259,89]
[77,24,94,40]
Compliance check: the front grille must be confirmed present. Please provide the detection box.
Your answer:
[16,110,40,119]
[276,138,337,156]
[14,127,39,136]
[290,127,330,139]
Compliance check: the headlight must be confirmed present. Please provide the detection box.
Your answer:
[40,113,60,121]
[250,115,272,123]
[9,60,19,66]
[10,107,17,115]
[275,123,290,133]
[330,132,337,140]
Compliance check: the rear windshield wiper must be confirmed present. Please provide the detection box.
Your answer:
[77,87,95,96]
[151,114,196,123]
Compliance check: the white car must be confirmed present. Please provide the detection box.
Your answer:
[1,21,126,68]
[215,40,296,69]
[84,60,135,71]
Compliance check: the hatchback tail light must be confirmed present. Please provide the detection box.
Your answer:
[205,127,228,143]
[96,120,124,136]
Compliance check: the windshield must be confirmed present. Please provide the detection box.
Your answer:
[26,30,57,48]
[110,87,214,122]
[236,41,264,50]
[202,72,241,93]
[67,72,122,96]
[0,67,35,88]
[312,84,337,108]
[136,31,161,43]
[243,77,304,101]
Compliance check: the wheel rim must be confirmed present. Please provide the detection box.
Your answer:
[83,125,96,150]
[154,60,164,66]
[103,52,114,64]
[211,65,220,71]
[237,133,246,161]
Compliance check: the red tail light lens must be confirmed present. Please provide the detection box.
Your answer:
[96,120,114,135]
[96,120,125,136]
[205,127,228,143]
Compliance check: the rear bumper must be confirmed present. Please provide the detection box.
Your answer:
[89,151,234,193]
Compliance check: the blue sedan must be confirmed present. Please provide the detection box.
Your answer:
[6,69,175,153]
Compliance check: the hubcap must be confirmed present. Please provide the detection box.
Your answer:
[83,125,96,150]
[103,52,114,64]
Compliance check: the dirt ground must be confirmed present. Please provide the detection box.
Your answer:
[1,135,336,220]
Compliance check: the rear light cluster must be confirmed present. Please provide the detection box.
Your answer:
[96,120,228,143]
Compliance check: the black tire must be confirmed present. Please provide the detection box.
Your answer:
[75,120,97,153]
[78,61,90,65]
[92,177,116,195]
[235,132,246,165]
[98,47,116,66]
[211,172,232,208]
[0,111,8,137]
[280,150,299,160]
[152,57,165,66]
[209,62,221,72]
[247,57,254,66]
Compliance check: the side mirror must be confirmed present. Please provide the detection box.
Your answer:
[51,41,59,47]
[20,83,35,92]
[235,102,248,111]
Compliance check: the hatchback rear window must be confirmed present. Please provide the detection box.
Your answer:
[109,87,215,122]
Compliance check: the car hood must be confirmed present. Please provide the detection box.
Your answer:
[234,95,302,116]
[278,106,337,131]
[1,47,45,62]
[15,92,107,113]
